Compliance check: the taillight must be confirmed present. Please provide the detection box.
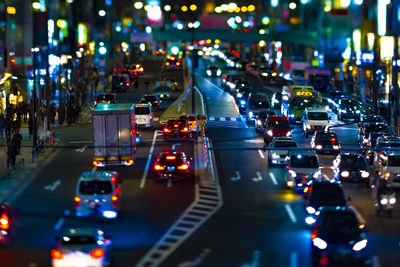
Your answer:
[140,67,144,71]
[90,248,105,259]
[182,127,189,132]
[127,159,134,164]
[51,249,63,259]
[311,229,318,239]
[163,128,171,133]
[177,163,189,170]
[114,187,120,194]
[150,115,153,121]
[154,164,165,171]
[74,196,81,203]
[111,195,118,202]
[0,213,9,230]
[93,161,98,166]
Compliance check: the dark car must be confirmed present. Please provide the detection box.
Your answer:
[333,153,370,185]
[153,151,191,180]
[358,123,391,147]
[255,110,275,133]
[163,119,190,139]
[0,203,14,243]
[206,66,221,77]
[111,75,130,93]
[311,131,340,155]
[337,98,363,121]
[140,94,160,109]
[94,94,117,107]
[305,180,347,225]
[311,207,368,266]
[263,116,292,145]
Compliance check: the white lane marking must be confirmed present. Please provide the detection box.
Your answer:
[244,139,265,143]
[167,178,172,188]
[68,140,92,144]
[172,143,182,150]
[372,256,381,267]
[140,130,159,189]
[258,149,265,159]
[252,172,263,182]
[75,145,87,153]
[239,250,261,267]
[269,172,278,186]
[194,86,207,115]
[285,204,297,223]
[54,218,65,231]
[290,252,298,267]
[177,248,211,267]
[27,263,37,267]
[323,174,330,180]
[43,179,61,191]
[230,171,241,182]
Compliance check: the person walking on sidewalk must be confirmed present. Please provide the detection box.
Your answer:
[50,103,57,123]
[0,113,4,139]
[58,103,65,125]
[12,131,23,155]
[7,140,17,171]
[28,110,33,138]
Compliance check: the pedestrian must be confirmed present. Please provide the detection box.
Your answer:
[58,103,65,125]
[7,140,17,171]
[28,110,33,138]
[12,132,22,155]
[0,113,4,139]
[50,103,57,123]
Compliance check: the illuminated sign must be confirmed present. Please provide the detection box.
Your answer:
[77,23,87,46]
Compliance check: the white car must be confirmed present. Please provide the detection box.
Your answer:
[303,107,330,138]
[374,150,400,188]
[74,171,120,219]
[286,150,320,190]
[52,228,112,267]
[134,103,154,128]
[268,137,297,165]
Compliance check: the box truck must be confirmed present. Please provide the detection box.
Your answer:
[92,103,137,166]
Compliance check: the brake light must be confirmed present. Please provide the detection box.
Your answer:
[140,67,144,71]
[91,248,105,259]
[127,159,134,164]
[0,213,9,230]
[166,156,176,160]
[178,163,189,170]
[150,115,153,121]
[154,164,165,171]
[182,127,189,132]
[330,138,336,143]
[51,249,64,260]
[111,195,118,202]
[92,161,99,166]
[174,124,178,128]
[74,196,81,202]
[163,128,171,133]
[311,230,318,239]
[114,187,120,194]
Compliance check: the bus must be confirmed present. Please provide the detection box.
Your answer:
[281,85,321,123]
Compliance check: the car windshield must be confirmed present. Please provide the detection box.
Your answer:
[135,107,151,115]
[291,97,315,108]
[319,211,360,243]
[290,155,318,168]
[112,76,125,84]
[96,95,114,102]
[167,120,186,127]
[267,120,290,130]
[79,181,113,195]
[249,100,269,108]
[274,141,297,148]
[388,156,400,166]
[144,96,157,102]
[340,155,366,168]
[341,100,359,108]
[316,133,338,144]
[310,183,346,207]
[308,112,328,120]
[62,235,96,245]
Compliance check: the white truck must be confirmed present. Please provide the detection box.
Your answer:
[92,103,137,166]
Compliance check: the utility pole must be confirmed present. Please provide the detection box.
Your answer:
[32,12,38,153]
[191,27,196,114]
[392,0,399,133]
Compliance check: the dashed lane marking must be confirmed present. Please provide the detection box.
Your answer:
[285,204,297,223]
[177,248,211,267]
[43,179,62,191]
[372,256,381,267]
[258,149,265,159]
[269,172,278,186]
[290,252,298,267]
[140,130,159,189]
[239,250,261,267]
[252,171,263,182]
[230,171,241,182]
[167,178,172,188]
[54,218,65,231]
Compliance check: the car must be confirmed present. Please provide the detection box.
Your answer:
[155,49,166,55]
[333,153,370,186]
[206,66,222,77]
[374,150,400,188]
[358,122,391,148]
[310,131,340,155]
[140,94,160,109]
[223,74,242,92]
[51,228,112,267]
[368,136,400,164]
[74,171,120,219]
[305,180,348,225]
[179,115,200,137]
[337,98,363,121]
[111,75,130,93]
[255,110,275,133]
[163,119,190,139]
[132,63,144,74]
[267,137,297,165]
[303,107,330,138]
[363,129,396,156]
[134,103,154,128]
[0,203,14,244]
[246,93,270,124]
[165,56,181,70]
[154,85,173,100]
[153,151,191,180]
[271,92,282,109]
[286,150,320,192]
[234,80,250,94]
[258,67,274,79]
[311,207,368,266]
[263,116,292,145]
[94,94,117,107]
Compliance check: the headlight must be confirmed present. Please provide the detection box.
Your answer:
[380,198,388,205]
[273,99,279,104]
[356,110,361,114]
[230,83,235,89]
[267,130,273,136]
[333,145,339,150]
[385,172,391,178]
[316,145,322,150]
[361,171,369,178]
[240,100,246,106]
[288,169,297,178]
[272,153,280,159]
[313,170,321,178]
[341,171,350,177]
[306,124,311,129]
[217,69,221,75]
[289,114,295,118]
[237,92,243,98]
[390,197,396,204]
[287,180,294,187]
[352,239,367,251]
[305,216,316,225]
[249,111,254,118]
[207,70,211,76]
[286,131,292,137]
[325,106,329,111]
[102,210,117,219]
[312,237,328,250]
[341,109,347,114]
[256,120,262,126]
[306,206,316,214]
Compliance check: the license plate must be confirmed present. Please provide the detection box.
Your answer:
[167,166,175,171]
[109,156,118,160]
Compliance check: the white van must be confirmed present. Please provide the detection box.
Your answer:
[303,107,330,138]
[74,171,120,219]
[134,103,153,127]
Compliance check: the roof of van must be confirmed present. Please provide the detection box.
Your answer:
[92,103,134,113]
[79,171,118,181]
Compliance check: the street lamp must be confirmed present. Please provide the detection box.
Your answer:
[188,21,200,114]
